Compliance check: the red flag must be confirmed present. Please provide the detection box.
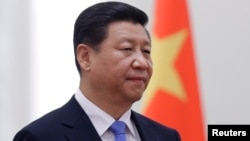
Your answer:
[142,0,205,141]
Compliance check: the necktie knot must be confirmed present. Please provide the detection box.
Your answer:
[110,121,127,141]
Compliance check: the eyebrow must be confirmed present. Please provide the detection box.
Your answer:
[118,36,151,47]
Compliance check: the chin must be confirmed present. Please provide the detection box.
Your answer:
[127,92,143,103]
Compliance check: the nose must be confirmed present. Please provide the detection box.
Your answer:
[132,52,150,70]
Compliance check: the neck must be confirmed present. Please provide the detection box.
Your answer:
[79,80,132,120]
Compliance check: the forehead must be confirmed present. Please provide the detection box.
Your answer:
[106,21,150,43]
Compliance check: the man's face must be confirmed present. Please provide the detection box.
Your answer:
[89,21,152,105]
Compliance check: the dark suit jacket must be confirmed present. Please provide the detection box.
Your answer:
[13,95,181,141]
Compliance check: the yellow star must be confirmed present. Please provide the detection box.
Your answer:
[143,29,188,107]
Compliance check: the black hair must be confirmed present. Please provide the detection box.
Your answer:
[73,1,149,76]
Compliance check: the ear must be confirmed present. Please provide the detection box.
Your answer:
[76,44,92,71]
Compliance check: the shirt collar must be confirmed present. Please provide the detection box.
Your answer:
[75,89,136,137]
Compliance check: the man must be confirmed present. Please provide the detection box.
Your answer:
[13,1,181,141]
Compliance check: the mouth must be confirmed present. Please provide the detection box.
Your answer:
[126,76,146,83]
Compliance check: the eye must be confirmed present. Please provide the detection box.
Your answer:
[143,49,151,54]
[123,48,132,51]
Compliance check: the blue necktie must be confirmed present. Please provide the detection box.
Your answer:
[109,121,127,141]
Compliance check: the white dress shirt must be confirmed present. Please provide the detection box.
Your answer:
[75,89,141,141]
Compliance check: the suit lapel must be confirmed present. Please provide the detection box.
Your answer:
[131,111,158,141]
[61,96,102,141]
[60,96,163,141]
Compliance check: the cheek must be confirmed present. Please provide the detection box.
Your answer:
[111,60,131,74]
[109,52,132,68]
[108,60,132,82]
[98,51,134,77]
[148,60,153,76]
